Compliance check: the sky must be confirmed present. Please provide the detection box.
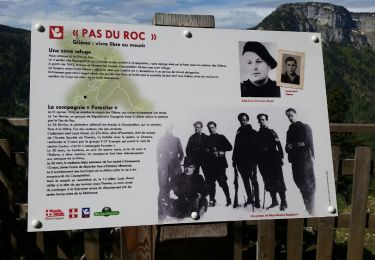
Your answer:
[0,0,375,30]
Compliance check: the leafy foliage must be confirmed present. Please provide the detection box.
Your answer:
[0,24,30,117]
[323,43,375,156]
[323,43,375,124]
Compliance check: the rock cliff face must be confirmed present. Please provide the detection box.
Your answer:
[254,2,373,48]
[352,13,375,48]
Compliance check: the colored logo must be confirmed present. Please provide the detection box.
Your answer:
[45,209,65,220]
[94,207,120,217]
[69,208,78,219]
[49,26,64,39]
[82,208,90,218]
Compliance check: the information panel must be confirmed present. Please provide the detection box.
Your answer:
[28,19,337,231]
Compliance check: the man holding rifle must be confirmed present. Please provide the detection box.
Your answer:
[232,113,260,208]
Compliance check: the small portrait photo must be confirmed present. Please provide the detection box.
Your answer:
[238,41,281,98]
[277,50,305,89]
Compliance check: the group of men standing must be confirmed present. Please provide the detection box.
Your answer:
[233,112,287,211]
[156,108,316,221]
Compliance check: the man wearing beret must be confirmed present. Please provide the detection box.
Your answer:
[240,41,281,98]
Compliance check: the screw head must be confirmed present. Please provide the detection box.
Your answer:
[312,35,319,43]
[183,30,192,38]
[35,24,45,33]
[190,211,199,220]
[328,206,336,214]
[31,219,43,229]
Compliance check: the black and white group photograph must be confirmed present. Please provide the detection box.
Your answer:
[156,107,327,224]
[277,49,305,89]
[239,41,281,98]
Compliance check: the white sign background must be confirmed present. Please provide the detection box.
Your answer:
[28,19,337,231]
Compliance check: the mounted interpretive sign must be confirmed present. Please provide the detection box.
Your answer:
[28,19,337,231]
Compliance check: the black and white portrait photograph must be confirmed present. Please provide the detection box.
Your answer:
[239,41,281,98]
[277,50,305,89]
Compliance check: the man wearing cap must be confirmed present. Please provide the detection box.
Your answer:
[232,113,260,208]
[240,41,280,97]
[281,56,300,85]
[168,157,208,219]
[186,121,208,177]
[205,121,233,207]
[285,108,315,215]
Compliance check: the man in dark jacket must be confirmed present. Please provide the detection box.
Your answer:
[205,121,233,207]
[240,41,281,97]
[257,114,287,210]
[169,157,208,219]
[186,121,208,177]
[285,108,315,215]
[156,124,184,220]
[232,113,260,208]
[281,56,300,85]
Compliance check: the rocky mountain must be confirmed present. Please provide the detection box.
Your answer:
[352,12,375,49]
[254,2,374,49]
[254,2,375,156]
